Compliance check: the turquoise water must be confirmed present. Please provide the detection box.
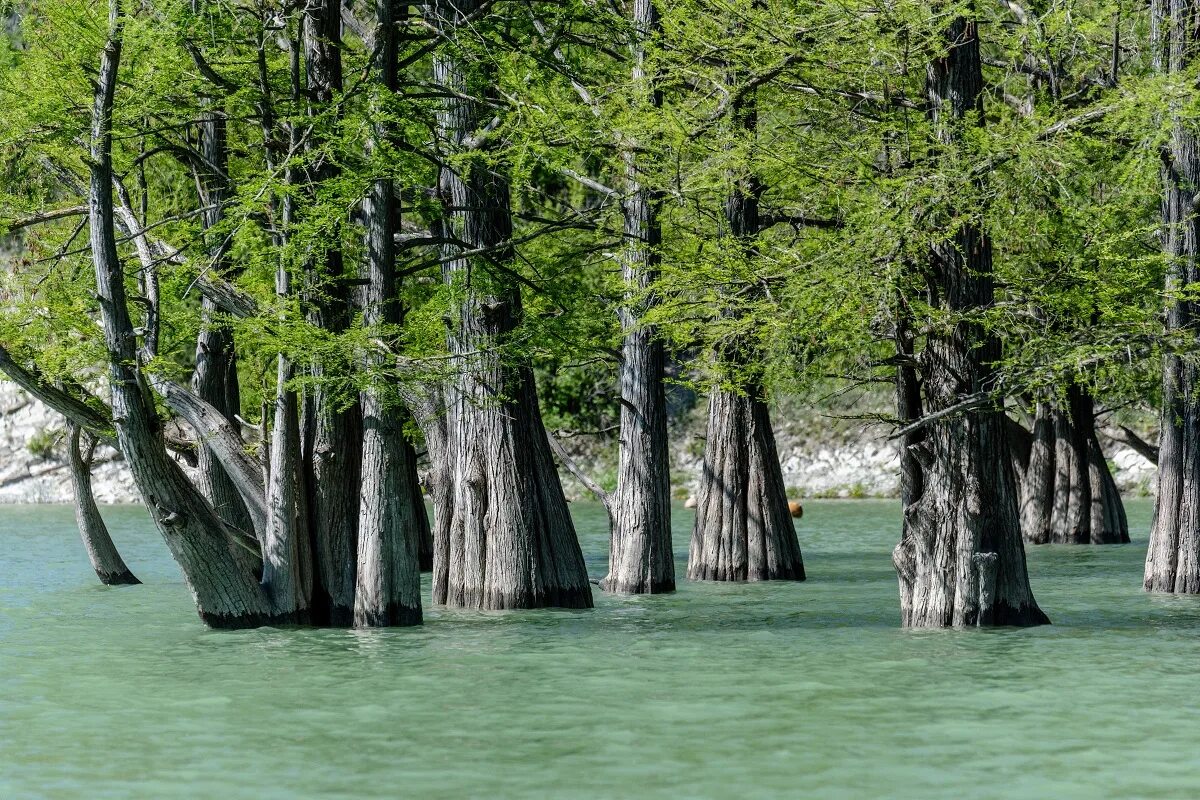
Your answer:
[2,499,1199,799]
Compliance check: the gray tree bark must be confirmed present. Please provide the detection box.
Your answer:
[299,1,363,625]
[191,102,255,538]
[891,15,1047,627]
[353,0,422,627]
[88,1,272,627]
[429,0,592,610]
[1015,389,1129,545]
[67,423,139,586]
[688,75,803,584]
[1145,0,1200,593]
[603,0,674,595]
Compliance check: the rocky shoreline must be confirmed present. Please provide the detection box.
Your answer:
[0,381,1158,505]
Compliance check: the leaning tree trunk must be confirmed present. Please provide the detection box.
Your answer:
[603,0,674,595]
[88,3,272,627]
[429,0,592,610]
[353,0,422,627]
[687,79,803,584]
[298,1,363,625]
[1016,388,1129,545]
[1145,0,1200,593]
[891,14,1047,627]
[66,423,139,585]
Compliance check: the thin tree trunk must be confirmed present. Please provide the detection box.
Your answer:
[300,1,362,625]
[353,0,422,627]
[893,291,924,622]
[891,14,1047,627]
[1145,0,1200,593]
[429,0,592,610]
[88,1,272,627]
[1018,403,1055,544]
[191,102,254,538]
[67,423,139,586]
[603,0,674,595]
[688,70,803,584]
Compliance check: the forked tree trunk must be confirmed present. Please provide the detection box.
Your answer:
[353,0,422,627]
[429,0,592,610]
[67,423,139,586]
[891,15,1047,627]
[300,1,363,625]
[1016,389,1129,545]
[88,3,272,627]
[688,79,803,584]
[603,0,674,595]
[1145,0,1200,593]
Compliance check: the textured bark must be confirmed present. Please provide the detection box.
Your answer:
[430,0,592,610]
[67,424,139,586]
[262,354,310,620]
[894,294,925,625]
[299,1,362,625]
[191,104,254,538]
[688,73,803,584]
[891,15,1047,627]
[1016,390,1129,545]
[151,378,267,539]
[1145,0,1200,593]
[689,387,806,581]
[353,0,422,628]
[603,0,674,595]
[88,3,272,628]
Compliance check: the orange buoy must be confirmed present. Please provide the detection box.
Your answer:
[788,500,804,519]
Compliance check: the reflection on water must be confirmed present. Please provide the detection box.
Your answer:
[3,499,1200,798]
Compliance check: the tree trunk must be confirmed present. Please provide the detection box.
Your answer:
[353,0,422,627]
[891,15,1047,627]
[1145,0,1200,593]
[1015,390,1129,545]
[429,0,592,610]
[603,0,674,595]
[300,1,362,625]
[687,74,803,584]
[689,387,806,581]
[88,2,272,628]
[67,423,139,586]
[191,104,254,538]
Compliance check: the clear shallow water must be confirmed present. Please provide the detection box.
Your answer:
[2,499,1199,799]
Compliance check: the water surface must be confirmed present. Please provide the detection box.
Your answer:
[2,499,1198,798]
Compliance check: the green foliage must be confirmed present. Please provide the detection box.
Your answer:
[0,0,1181,448]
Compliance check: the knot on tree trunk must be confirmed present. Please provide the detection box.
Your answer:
[156,505,186,527]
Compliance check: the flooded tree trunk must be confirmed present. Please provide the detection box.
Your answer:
[890,15,1047,627]
[689,387,806,581]
[88,4,272,627]
[353,0,422,628]
[66,424,139,586]
[430,0,592,610]
[603,0,674,595]
[300,1,362,625]
[1016,389,1129,545]
[1145,0,1200,593]
[263,348,310,621]
[688,80,803,584]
